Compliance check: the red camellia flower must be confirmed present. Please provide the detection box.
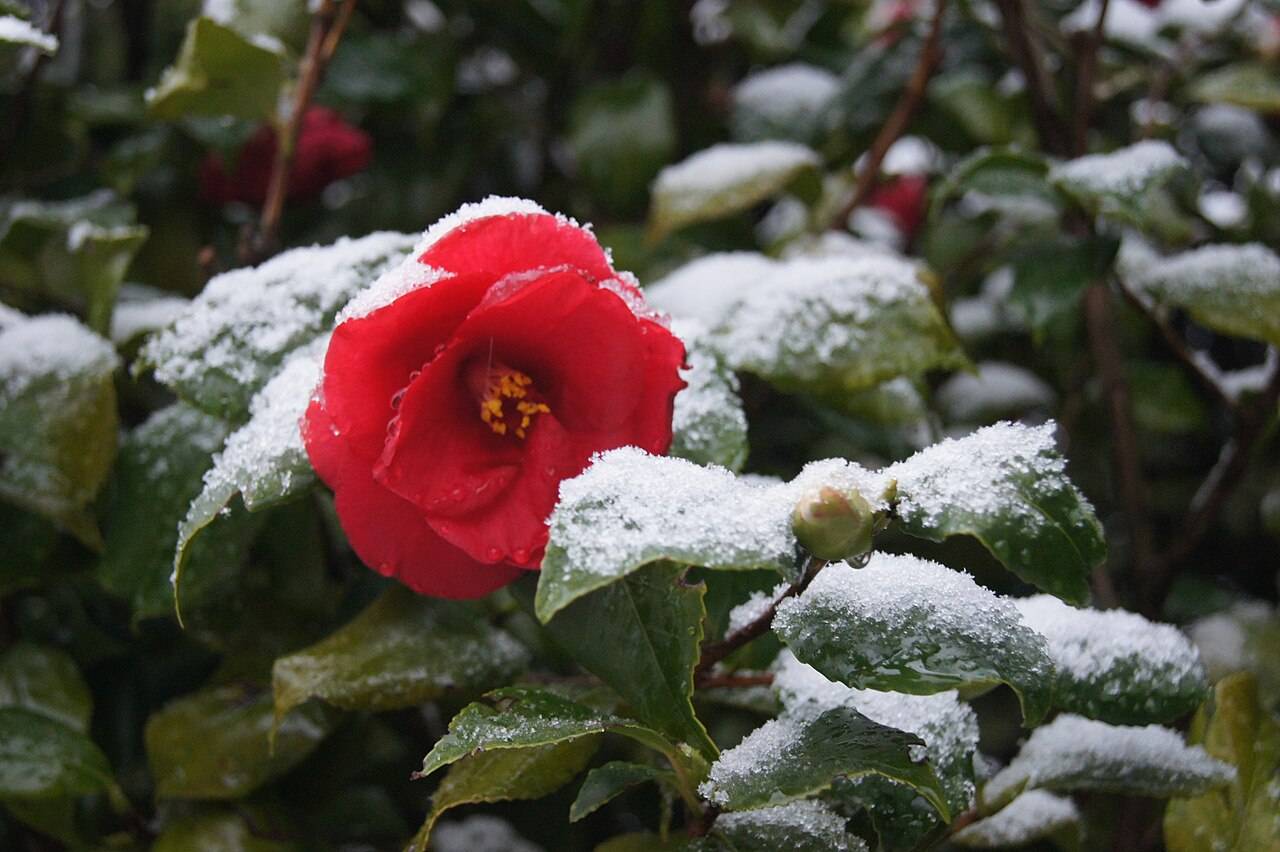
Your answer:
[200,106,372,206]
[867,174,929,239]
[303,199,687,598]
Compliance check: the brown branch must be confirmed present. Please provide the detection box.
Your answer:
[694,559,827,682]
[1160,362,1280,571]
[994,0,1069,157]
[1070,0,1110,156]
[241,0,357,265]
[828,0,947,231]
[1084,282,1159,614]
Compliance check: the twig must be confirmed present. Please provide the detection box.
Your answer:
[1083,282,1159,614]
[994,0,1069,157]
[1070,0,1110,156]
[694,558,828,682]
[241,0,356,264]
[686,803,722,838]
[828,0,948,231]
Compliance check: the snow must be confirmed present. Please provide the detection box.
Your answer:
[935,362,1055,422]
[651,142,820,214]
[335,259,451,323]
[878,136,940,177]
[1049,140,1187,199]
[779,230,897,262]
[456,46,519,93]
[432,815,542,852]
[1060,0,1164,50]
[727,584,790,636]
[0,15,59,53]
[1199,189,1248,229]
[1188,600,1274,682]
[732,63,839,135]
[717,800,867,851]
[1129,243,1280,307]
[645,252,776,328]
[983,714,1235,805]
[110,286,190,345]
[669,318,748,470]
[1160,0,1247,34]
[410,195,557,259]
[953,790,1079,847]
[0,314,118,403]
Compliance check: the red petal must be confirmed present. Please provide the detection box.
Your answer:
[420,212,615,283]
[320,271,493,463]
[303,399,524,598]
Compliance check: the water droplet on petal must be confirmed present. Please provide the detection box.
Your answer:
[390,389,405,409]
[450,487,465,502]
[410,368,423,380]
[485,547,502,561]
[513,548,530,563]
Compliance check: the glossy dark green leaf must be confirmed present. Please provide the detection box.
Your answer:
[531,562,718,758]
[408,738,600,851]
[570,761,674,822]
[145,684,338,799]
[146,17,286,121]
[773,556,1054,725]
[1164,673,1280,852]
[0,708,113,799]
[0,643,92,732]
[930,70,1014,145]
[152,809,299,852]
[888,421,1104,606]
[569,73,676,213]
[0,311,119,549]
[272,588,530,720]
[928,147,1057,223]
[1006,235,1118,343]
[1128,361,1209,435]
[699,705,950,820]
[1190,63,1280,114]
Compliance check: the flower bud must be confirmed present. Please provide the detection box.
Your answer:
[791,484,878,561]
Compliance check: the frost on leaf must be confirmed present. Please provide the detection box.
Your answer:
[775,651,979,837]
[982,714,1235,810]
[715,799,868,852]
[888,421,1104,605]
[172,341,324,611]
[0,15,59,53]
[669,319,748,471]
[535,447,891,621]
[649,141,820,239]
[143,231,416,419]
[0,311,119,547]
[772,555,1055,724]
[953,790,1080,848]
[934,361,1055,423]
[645,252,777,330]
[1048,140,1189,227]
[1015,594,1207,725]
[730,63,839,143]
[1121,242,1280,348]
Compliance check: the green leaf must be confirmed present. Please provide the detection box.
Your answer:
[98,403,241,620]
[888,421,1105,605]
[146,17,286,121]
[570,761,675,822]
[173,343,323,619]
[1164,673,1280,852]
[530,563,718,759]
[1006,235,1119,343]
[982,714,1235,811]
[928,147,1058,224]
[409,738,601,851]
[0,708,113,799]
[142,231,415,420]
[2,797,84,847]
[714,799,869,852]
[1190,63,1280,114]
[152,809,299,852]
[1123,243,1280,348]
[568,73,676,213]
[1128,361,1209,435]
[0,644,92,733]
[669,320,749,472]
[930,70,1014,145]
[1016,595,1208,725]
[698,705,950,819]
[0,311,119,548]
[773,555,1055,724]
[1048,140,1191,230]
[272,588,530,720]
[145,683,338,799]
[649,141,820,241]
[953,790,1081,849]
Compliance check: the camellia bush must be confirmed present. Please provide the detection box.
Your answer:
[3,0,1280,850]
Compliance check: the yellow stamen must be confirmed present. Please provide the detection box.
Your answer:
[477,368,549,440]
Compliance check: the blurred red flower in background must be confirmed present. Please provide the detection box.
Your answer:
[866,174,929,240]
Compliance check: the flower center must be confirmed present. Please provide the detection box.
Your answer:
[468,363,550,440]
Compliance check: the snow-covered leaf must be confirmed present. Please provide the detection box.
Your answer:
[888,421,1105,605]
[146,17,286,121]
[0,708,113,799]
[714,799,868,852]
[698,703,950,819]
[953,790,1080,848]
[0,311,119,548]
[1190,63,1280,114]
[649,142,820,240]
[645,251,777,330]
[1016,595,1208,725]
[772,555,1055,724]
[730,63,839,144]
[1123,243,1280,348]
[670,320,748,471]
[0,14,58,53]
[1164,673,1280,852]
[1048,140,1190,230]
[982,714,1235,810]
[935,362,1055,424]
[570,761,675,822]
[272,588,530,720]
[172,342,322,616]
[536,448,889,621]
[143,231,415,419]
